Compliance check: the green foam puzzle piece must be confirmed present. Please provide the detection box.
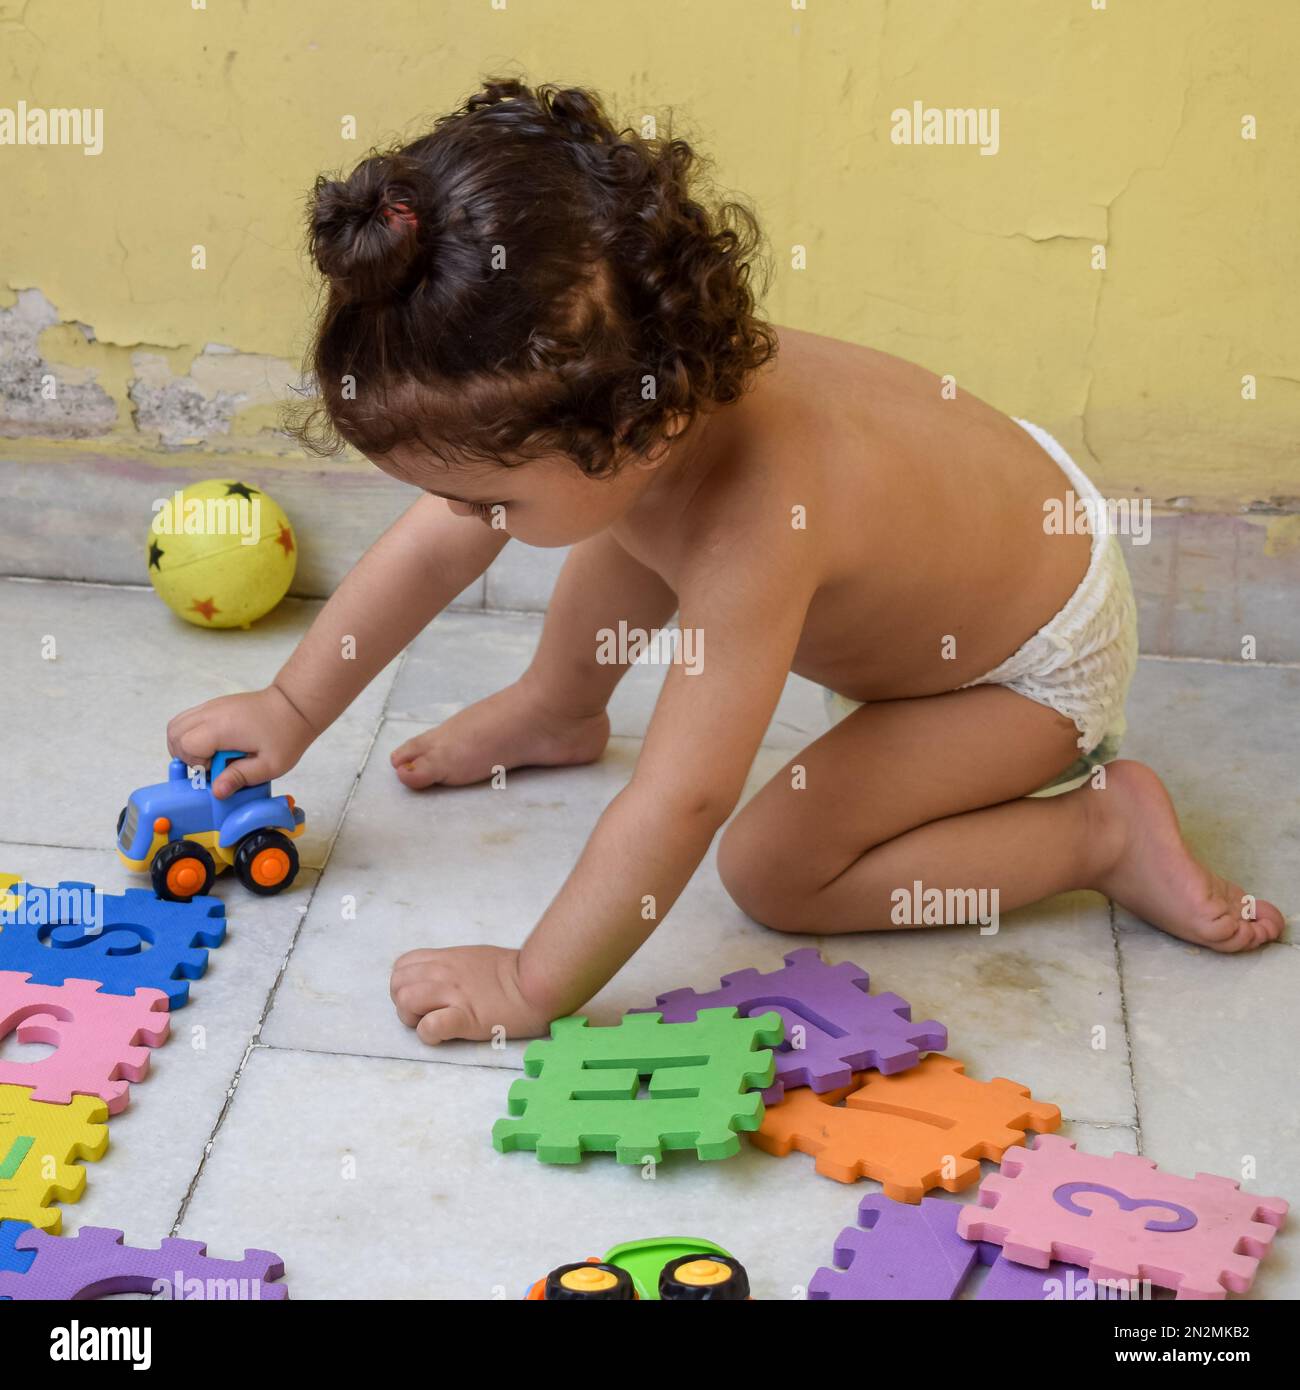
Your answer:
[492,1008,783,1165]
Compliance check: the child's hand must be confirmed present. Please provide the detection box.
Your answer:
[166,684,317,798]
[389,945,554,1043]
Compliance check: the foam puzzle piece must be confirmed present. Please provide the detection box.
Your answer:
[808,1195,1090,1301]
[958,1135,1289,1300]
[0,972,170,1114]
[752,1054,1060,1200]
[0,881,226,1007]
[0,1225,288,1301]
[493,1008,783,1164]
[977,1250,1098,1301]
[810,1195,979,1299]
[0,1084,109,1232]
[641,948,947,1101]
[0,874,21,914]
[0,1220,37,1276]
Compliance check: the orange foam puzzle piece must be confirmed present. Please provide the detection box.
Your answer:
[750,1054,1061,1201]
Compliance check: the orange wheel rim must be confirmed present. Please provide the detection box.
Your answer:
[559,1266,619,1293]
[251,847,290,886]
[166,860,203,895]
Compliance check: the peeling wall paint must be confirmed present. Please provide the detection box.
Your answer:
[0,0,1296,505]
[0,289,119,436]
[0,290,300,449]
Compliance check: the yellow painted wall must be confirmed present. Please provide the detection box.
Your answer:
[1,0,1296,507]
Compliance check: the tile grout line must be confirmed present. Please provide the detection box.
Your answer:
[255,1038,528,1074]
[166,886,327,1236]
[167,648,412,1237]
[4,575,1300,669]
[182,1036,1141,1123]
[0,574,156,593]
[167,1034,264,1239]
[1108,897,1145,1155]
[1138,652,1300,671]
[0,836,112,853]
[182,1034,1142,1124]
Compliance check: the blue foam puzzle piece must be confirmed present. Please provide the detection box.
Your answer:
[0,881,226,1007]
[0,1220,37,1300]
[0,1221,37,1275]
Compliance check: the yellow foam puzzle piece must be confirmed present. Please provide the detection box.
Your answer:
[0,1084,109,1233]
[0,873,21,914]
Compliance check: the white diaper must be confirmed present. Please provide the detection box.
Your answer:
[824,417,1139,798]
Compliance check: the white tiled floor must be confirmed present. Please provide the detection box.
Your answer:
[0,580,1295,1299]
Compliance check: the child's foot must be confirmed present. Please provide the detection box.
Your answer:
[1086,760,1285,952]
[391,678,610,788]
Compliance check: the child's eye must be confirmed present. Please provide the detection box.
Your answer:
[469,501,499,518]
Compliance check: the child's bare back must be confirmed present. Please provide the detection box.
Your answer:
[608,324,1096,704]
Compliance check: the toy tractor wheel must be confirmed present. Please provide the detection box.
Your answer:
[658,1254,750,1301]
[234,830,299,896]
[151,840,215,902]
[542,1262,637,1301]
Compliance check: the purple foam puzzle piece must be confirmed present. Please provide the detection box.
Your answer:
[809,1194,1092,1301]
[640,948,946,1100]
[809,1196,976,1299]
[0,1225,288,1300]
[977,1250,1094,1300]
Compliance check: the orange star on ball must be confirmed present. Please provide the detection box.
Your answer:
[275,524,295,557]
[189,596,221,622]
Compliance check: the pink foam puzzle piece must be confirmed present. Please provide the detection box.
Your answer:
[957,1134,1289,1300]
[807,1193,1092,1301]
[0,972,170,1114]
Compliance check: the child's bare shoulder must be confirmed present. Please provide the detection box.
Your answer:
[736,325,1050,506]
[678,328,901,555]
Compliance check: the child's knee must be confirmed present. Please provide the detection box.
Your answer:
[717,815,818,933]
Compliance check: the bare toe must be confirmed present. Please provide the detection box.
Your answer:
[1089,761,1281,954]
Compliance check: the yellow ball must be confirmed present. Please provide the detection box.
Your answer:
[146,479,297,629]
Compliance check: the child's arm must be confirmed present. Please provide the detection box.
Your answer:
[168,494,508,794]
[522,530,678,717]
[521,557,812,1009]
[393,531,815,1041]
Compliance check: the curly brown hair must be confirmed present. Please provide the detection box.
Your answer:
[285,76,778,477]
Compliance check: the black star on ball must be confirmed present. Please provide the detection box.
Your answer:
[224,482,260,500]
[148,540,165,570]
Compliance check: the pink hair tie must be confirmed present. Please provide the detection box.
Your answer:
[383,200,418,230]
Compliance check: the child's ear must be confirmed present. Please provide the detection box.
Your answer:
[635,412,691,468]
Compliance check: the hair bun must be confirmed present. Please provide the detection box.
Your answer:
[310,155,426,304]
[543,87,615,145]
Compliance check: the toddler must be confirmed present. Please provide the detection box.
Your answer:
[168,79,1283,1043]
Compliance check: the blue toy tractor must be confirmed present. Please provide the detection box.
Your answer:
[117,751,305,901]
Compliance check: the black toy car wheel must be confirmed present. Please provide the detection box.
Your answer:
[543,1263,637,1301]
[233,830,299,896]
[659,1254,750,1301]
[151,840,216,902]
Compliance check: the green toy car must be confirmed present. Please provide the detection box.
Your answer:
[526,1237,751,1301]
